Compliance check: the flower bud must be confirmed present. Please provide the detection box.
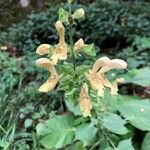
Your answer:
[0,46,7,51]
[36,44,50,55]
[74,38,84,52]
[36,58,52,69]
[55,21,65,44]
[55,21,64,33]
[73,8,85,19]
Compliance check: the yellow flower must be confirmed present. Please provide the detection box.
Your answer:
[36,58,62,92]
[51,21,68,65]
[87,56,127,97]
[36,44,51,55]
[0,46,7,51]
[74,38,84,52]
[79,84,92,117]
[111,78,125,95]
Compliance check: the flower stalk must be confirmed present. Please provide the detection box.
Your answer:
[68,2,76,71]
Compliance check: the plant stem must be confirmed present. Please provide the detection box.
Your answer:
[68,2,76,71]
[0,125,7,134]
[94,97,117,150]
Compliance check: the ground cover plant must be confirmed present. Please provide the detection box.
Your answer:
[0,0,150,149]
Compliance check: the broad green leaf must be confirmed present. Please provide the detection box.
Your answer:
[75,123,97,146]
[119,99,150,131]
[65,100,82,116]
[66,141,85,150]
[36,114,75,149]
[117,139,134,150]
[82,44,96,57]
[103,113,128,135]
[124,67,150,87]
[100,137,112,150]
[58,8,69,23]
[0,138,10,149]
[133,36,150,49]
[141,132,150,150]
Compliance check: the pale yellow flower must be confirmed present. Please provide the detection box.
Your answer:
[51,21,68,65]
[111,78,125,95]
[36,44,51,55]
[36,58,62,92]
[79,84,92,117]
[87,56,127,97]
[0,46,7,51]
[74,38,84,52]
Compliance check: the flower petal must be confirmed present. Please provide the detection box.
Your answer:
[36,44,50,55]
[51,43,68,65]
[74,38,84,52]
[79,84,92,117]
[39,74,59,92]
[109,59,127,69]
[92,56,110,72]
[55,21,65,44]
[36,58,57,73]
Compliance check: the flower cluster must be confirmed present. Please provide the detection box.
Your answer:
[79,56,127,117]
[35,8,127,118]
[36,21,66,92]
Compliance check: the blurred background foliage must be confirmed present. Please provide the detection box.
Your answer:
[0,0,150,149]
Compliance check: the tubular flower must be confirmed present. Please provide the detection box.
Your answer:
[36,44,51,55]
[51,21,68,65]
[36,58,62,92]
[74,38,84,52]
[79,84,92,117]
[87,56,127,97]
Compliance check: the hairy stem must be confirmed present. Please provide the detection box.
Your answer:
[94,97,117,150]
[68,2,76,71]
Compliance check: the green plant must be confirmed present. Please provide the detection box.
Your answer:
[34,1,146,149]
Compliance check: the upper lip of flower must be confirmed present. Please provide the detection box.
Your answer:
[87,56,127,97]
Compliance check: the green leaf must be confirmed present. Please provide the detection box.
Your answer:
[124,67,150,87]
[103,113,128,135]
[58,8,69,23]
[141,132,150,150]
[75,123,97,146]
[0,138,10,149]
[117,139,134,150]
[36,114,75,149]
[66,141,85,150]
[119,99,150,131]
[75,65,89,76]
[82,44,96,57]
[65,100,82,116]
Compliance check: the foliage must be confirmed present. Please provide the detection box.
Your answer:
[0,50,63,149]
[0,0,150,150]
[0,1,150,56]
